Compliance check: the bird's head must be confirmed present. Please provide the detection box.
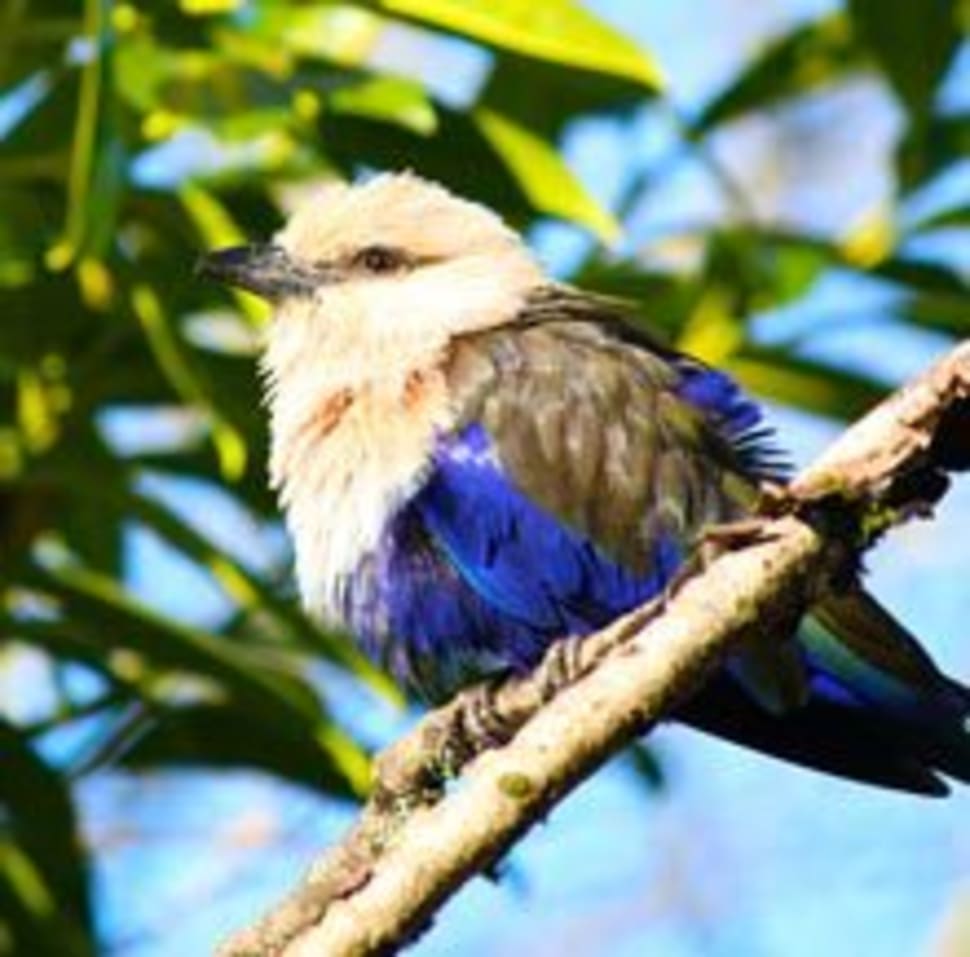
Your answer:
[199,175,547,611]
[199,173,544,389]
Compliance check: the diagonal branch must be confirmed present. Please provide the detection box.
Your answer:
[220,340,970,957]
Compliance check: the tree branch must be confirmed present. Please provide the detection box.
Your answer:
[220,341,970,957]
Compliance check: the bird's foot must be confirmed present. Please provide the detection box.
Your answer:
[427,636,592,786]
[417,676,517,792]
[455,676,515,752]
[371,684,510,810]
[372,696,492,812]
[537,632,587,700]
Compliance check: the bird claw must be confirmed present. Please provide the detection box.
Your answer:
[537,632,586,700]
[451,677,515,759]
[434,633,591,781]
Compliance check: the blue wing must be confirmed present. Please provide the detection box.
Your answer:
[415,423,678,636]
[344,302,970,792]
[347,421,679,697]
[345,309,774,696]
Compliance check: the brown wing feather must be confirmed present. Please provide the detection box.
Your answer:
[445,288,764,573]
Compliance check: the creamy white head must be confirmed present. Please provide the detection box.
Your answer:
[265,172,542,393]
[200,173,544,621]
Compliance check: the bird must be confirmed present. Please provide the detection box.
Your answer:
[200,171,970,795]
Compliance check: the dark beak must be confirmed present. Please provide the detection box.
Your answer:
[196,244,316,301]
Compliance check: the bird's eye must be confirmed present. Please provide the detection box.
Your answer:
[353,245,406,274]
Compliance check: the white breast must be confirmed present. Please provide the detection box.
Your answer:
[267,357,453,624]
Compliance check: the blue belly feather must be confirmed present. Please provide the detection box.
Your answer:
[344,422,679,696]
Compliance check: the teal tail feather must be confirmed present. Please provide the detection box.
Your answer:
[678,588,970,795]
[805,589,970,787]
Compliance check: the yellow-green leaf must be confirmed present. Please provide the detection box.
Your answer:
[727,352,886,421]
[258,4,384,67]
[330,76,437,136]
[376,0,663,91]
[849,0,961,117]
[475,107,619,242]
[131,282,248,481]
[693,15,857,134]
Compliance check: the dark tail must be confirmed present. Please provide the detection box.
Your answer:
[676,588,970,795]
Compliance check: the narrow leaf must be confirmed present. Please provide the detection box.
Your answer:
[728,350,887,421]
[331,76,437,136]
[374,0,663,90]
[119,703,370,799]
[27,563,322,724]
[131,281,248,481]
[475,106,619,242]
[0,718,93,949]
[849,0,961,117]
[693,15,858,134]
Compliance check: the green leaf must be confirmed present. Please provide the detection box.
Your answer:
[757,227,970,300]
[0,841,95,957]
[0,3,79,92]
[179,0,246,16]
[320,106,542,226]
[474,106,618,241]
[60,0,125,265]
[0,618,154,701]
[869,255,970,298]
[35,424,127,576]
[372,0,663,90]
[249,3,383,67]
[574,257,700,338]
[693,15,858,134]
[120,487,400,701]
[58,494,124,578]
[0,718,94,956]
[131,279,249,481]
[701,228,830,315]
[111,32,171,114]
[480,52,646,142]
[896,291,970,336]
[118,702,369,799]
[849,0,962,117]
[180,185,272,327]
[575,232,831,351]
[26,562,323,725]
[728,349,887,421]
[907,203,970,234]
[331,75,437,136]
[897,112,970,192]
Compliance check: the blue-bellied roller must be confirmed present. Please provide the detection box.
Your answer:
[200,173,970,794]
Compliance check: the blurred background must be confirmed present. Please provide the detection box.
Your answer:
[1,1,969,955]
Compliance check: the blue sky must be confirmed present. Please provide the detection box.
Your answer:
[34,1,969,954]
